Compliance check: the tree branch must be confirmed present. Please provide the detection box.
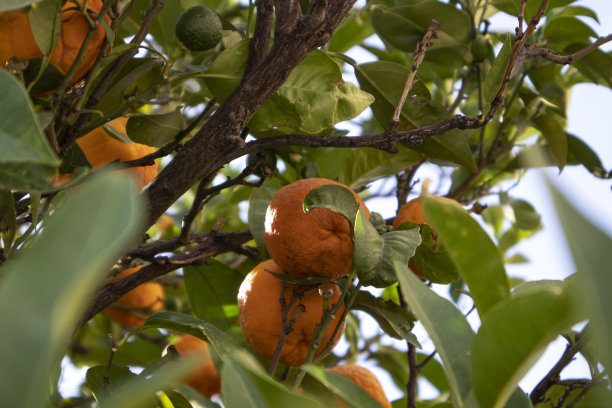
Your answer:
[80,229,252,326]
[143,0,357,230]
[245,0,274,76]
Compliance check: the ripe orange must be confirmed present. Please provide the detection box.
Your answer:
[237,260,345,367]
[56,117,159,189]
[169,334,220,399]
[392,197,431,278]
[103,265,165,328]
[0,0,110,90]
[327,364,391,408]
[264,178,370,280]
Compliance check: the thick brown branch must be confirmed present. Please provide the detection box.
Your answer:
[245,0,274,76]
[80,230,252,326]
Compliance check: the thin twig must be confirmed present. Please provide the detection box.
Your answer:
[389,20,440,133]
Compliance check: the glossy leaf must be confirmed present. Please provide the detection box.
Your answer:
[86,365,136,401]
[533,112,567,170]
[184,260,243,331]
[423,194,510,317]
[359,227,422,288]
[369,2,472,68]
[543,16,598,51]
[303,364,384,408]
[29,0,61,57]
[126,110,186,147]
[549,181,612,375]
[203,40,373,134]
[136,312,237,356]
[221,351,322,408]
[353,207,385,283]
[471,281,578,408]
[0,173,143,408]
[0,69,58,191]
[482,34,512,117]
[403,223,460,284]
[352,290,419,346]
[328,9,374,53]
[338,147,422,189]
[354,62,476,171]
[490,0,577,18]
[0,0,39,12]
[303,183,361,230]
[395,261,474,408]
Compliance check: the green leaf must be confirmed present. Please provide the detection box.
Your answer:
[97,358,199,408]
[303,365,384,408]
[0,189,17,249]
[328,9,374,53]
[28,0,61,56]
[184,260,243,331]
[482,34,512,118]
[221,351,322,408]
[423,194,510,316]
[303,183,361,230]
[352,290,419,346]
[136,311,237,357]
[86,365,137,401]
[0,0,39,12]
[369,2,472,68]
[566,134,611,179]
[395,261,474,408]
[360,228,422,288]
[354,62,476,171]
[509,199,541,231]
[549,181,612,375]
[248,180,280,256]
[338,147,422,189]
[471,281,578,408]
[203,40,374,134]
[0,69,59,191]
[543,16,598,51]
[126,110,186,147]
[353,207,384,283]
[406,223,460,284]
[533,112,567,170]
[95,57,164,116]
[0,172,143,408]
[354,61,447,129]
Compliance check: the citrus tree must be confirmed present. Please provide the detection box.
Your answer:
[1,0,611,407]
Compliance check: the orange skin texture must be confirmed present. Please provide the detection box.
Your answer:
[392,197,429,278]
[56,117,158,189]
[103,266,165,328]
[170,334,221,399]
[264,178,370,280]
[0,0,110,88]
[327,364,391,408]
[237,260,345,367]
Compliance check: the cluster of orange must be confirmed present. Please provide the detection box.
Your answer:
[1,0,110,94]
[236,178,390,406]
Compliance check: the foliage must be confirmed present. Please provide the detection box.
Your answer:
[0,0,611,407]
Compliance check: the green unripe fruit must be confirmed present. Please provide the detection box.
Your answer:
[175,6,223,52]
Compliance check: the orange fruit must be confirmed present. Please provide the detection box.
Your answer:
[103,265,165,328]
[0,0,110,90]
[169,334,220,399]
[56,117,159,189]
[264,178,370,280]
[393,197,430,278]
[327,364,391,408]
[237,260,345,367]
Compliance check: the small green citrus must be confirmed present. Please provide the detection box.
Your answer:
[175,6,223,52]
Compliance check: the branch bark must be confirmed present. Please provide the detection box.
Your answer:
[143,0,357,230]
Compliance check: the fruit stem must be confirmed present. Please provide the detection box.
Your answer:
[292,270,360,390]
